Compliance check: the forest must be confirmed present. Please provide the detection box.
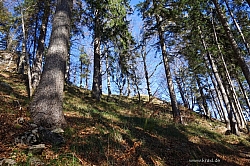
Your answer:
[0,0,250,165]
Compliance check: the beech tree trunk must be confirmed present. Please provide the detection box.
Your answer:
[29,0,72,128]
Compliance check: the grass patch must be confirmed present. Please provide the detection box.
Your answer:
[1,71,250,165]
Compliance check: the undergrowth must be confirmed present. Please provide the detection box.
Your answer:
[0,71,250,165]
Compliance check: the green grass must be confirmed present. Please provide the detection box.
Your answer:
[1,71,250,165]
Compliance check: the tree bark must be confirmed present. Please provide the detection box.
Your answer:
[198,25,233,130]
[224,0,250,56]
[31,0,50,92]
[153,0,180,123]
[196,75,210,117]
[29,0,72,128]
[211,14,246,132]
[238,78,250,113]
[212,0,250,89]
[92,9,101,101]
[175,73,189,108]
[141,40,152,102]
[106,49,111,100]
[20,8,32,98]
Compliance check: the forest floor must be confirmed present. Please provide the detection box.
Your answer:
[1,70,250,165]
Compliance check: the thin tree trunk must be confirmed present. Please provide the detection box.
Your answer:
[238,78,250,112]
[196,75,210,117]
[106,50,111,96]
[80,60,83,88]
[92,9,101,101]
[211,14,247,131]
[65,53,70,84]
[32,15,38,63]
[198,26,232,130]
[29,0,72,128]
[141,41,152,102]
[31,0,50,91]
[153,0,180,123]
[212,0,250,89]
[176,76,188,108]
[224,0,250,55]
[6,27,18,51]
[211,77,226,122]
[21,9,32,98]
[85,62,89,89]
[127,73,130,97]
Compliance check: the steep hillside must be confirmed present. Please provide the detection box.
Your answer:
[1,70,250,165]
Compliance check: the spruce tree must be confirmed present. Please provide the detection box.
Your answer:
[29,0,72,128]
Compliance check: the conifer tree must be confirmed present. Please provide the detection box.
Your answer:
[137,0,181,123]
[29,0,72,128]
[82,0,132,101]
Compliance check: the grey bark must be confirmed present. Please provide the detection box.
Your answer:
[153,0,180,123]
[196,75,210,118]
[29,0,72,128]
[175,75,188,108]
[20,8,32,98]
[238,78,250,112]
[92,9,101,101]
[31,0,50,92]
[211,14,246,131]
[224,0,250,55]
[105,49,111,100]
[141,40,152,102]
[198,26,232,130]
[212,0,250,89]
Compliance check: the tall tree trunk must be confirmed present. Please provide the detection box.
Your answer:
[127,73,131,97]
[238,78,250,112]
[141,41,152,102]
[80,60,83,88]
[92,9,101,101]
[176,76,188,108]
[198,26,233,131]
[29,0,72,128]
[31,0,50,92]
[211,14,246,131]
[153,0,180,123]
[21,8,32,98]
[211,76,226,121]
[65,53,70,84]
[196,75,210,117]
[85,62,89,89]
[106,49,111,98]
[212,0,250,89]
[224,0,250,55]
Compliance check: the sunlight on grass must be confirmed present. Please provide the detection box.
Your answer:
[184,124,222,141]
[101,112,121,123]
[1,72,250,166]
